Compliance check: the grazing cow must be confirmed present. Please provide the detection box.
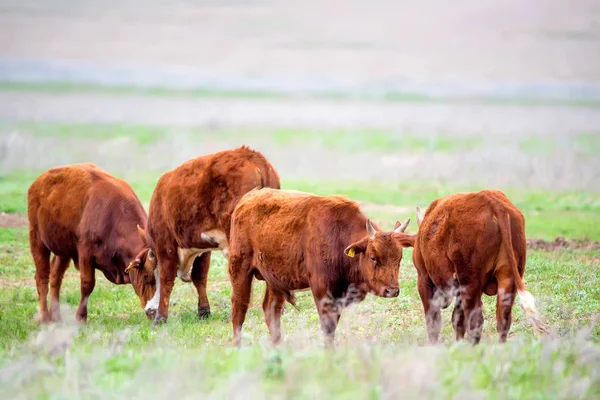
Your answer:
[27,163,156,323]
[128,146,280,325]
[227,188,414,346]
[411,189,547,344]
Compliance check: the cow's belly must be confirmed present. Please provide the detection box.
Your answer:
[39,226,78,259]
[177,229,229,282]
[176,247,218,282]
[254,257,310,292]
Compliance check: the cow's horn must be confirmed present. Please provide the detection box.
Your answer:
[416,206,424,227]
[394,218,410,233]
[366,219,376,239]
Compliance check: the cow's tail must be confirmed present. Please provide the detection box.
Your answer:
[284,292,297,308]
[494,202,548,335]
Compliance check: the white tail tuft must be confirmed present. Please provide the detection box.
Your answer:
[518,290,549,335]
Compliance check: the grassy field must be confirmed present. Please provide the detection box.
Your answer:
[0,123,599,399]
[3,81,600,108]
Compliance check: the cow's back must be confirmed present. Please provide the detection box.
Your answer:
[231,189,364,290]
[415,190,523,280]
[231,189,314,256]
[148,146,280,248]
[28,163,99,258]
[28,163,146,260]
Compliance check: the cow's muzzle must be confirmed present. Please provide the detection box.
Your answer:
[145,308,157,320]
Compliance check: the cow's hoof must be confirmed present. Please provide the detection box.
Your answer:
[198,306,211,319]
[145,308,157,320]
[38,312,52,324]
[152,314,167,328]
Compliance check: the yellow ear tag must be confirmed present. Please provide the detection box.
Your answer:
[347,247,355,258]
[125,261,135,273]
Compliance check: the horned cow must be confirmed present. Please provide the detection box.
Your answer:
[227,188,414,346]
[128,146,280,325]
[27,163,156,323]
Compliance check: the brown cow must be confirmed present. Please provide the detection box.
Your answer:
[410,189,547,344]
[128,146,280,325]
[27,163,156,323]
[227,188,414,346]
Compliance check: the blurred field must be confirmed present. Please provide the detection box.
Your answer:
[1,1,600,399]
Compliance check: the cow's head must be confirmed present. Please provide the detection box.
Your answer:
[344,219,415,298]
[125,225,158,313]
[126,248,158,310]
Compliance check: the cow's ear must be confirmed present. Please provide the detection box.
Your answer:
[392,232,416,248]
[344,238,368,258]
[137,224,148,246]
[125,249,149,273]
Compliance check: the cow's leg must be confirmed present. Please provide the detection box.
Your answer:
[495,269,516,343]
[191,252,211,319]
[262,286,285,344]
[311,287,340,347]
[417,274,442,344]
[462,286,484,345]
[76,252,96,323]
[30,232,51,324]
[230,271,253,347]
[49,255,70,322]
[451,293,466,341]
[153,255,177,327]
[228,249,254,346]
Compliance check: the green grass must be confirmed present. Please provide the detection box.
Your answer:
[575,133,600,155]
[3,121,166,145]
[0,81,290,101]
[2,80,600,108]
[0,226,598,399]
[2,122,485,153]
[519,133,600,156]
[269,128,483,153]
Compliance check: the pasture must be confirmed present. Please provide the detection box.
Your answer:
[0,117,599,399]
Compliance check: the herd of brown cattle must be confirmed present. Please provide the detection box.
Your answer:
[27,146,548,346]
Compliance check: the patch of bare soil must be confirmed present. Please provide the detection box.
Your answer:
[527,236,600,252]
[0,278,35,288]
[0,212,28,228]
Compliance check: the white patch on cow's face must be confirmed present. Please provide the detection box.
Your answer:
[144,268,160,313]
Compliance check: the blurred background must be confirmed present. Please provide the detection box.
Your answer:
[1,0,599,191]
[1,4,600,397]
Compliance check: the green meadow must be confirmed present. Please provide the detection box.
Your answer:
[0,121,598,399]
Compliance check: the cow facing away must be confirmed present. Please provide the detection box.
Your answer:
[411,189,547,344]
[227,188,414,346]
[127,146,280,325]
[27,163,156,323]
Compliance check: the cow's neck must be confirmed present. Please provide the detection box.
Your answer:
[347,255,367,286]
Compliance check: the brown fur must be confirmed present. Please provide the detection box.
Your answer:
[135,146,280,325]
[27,163,153,323]
[411,189,546,344]
[227,188,413,346]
